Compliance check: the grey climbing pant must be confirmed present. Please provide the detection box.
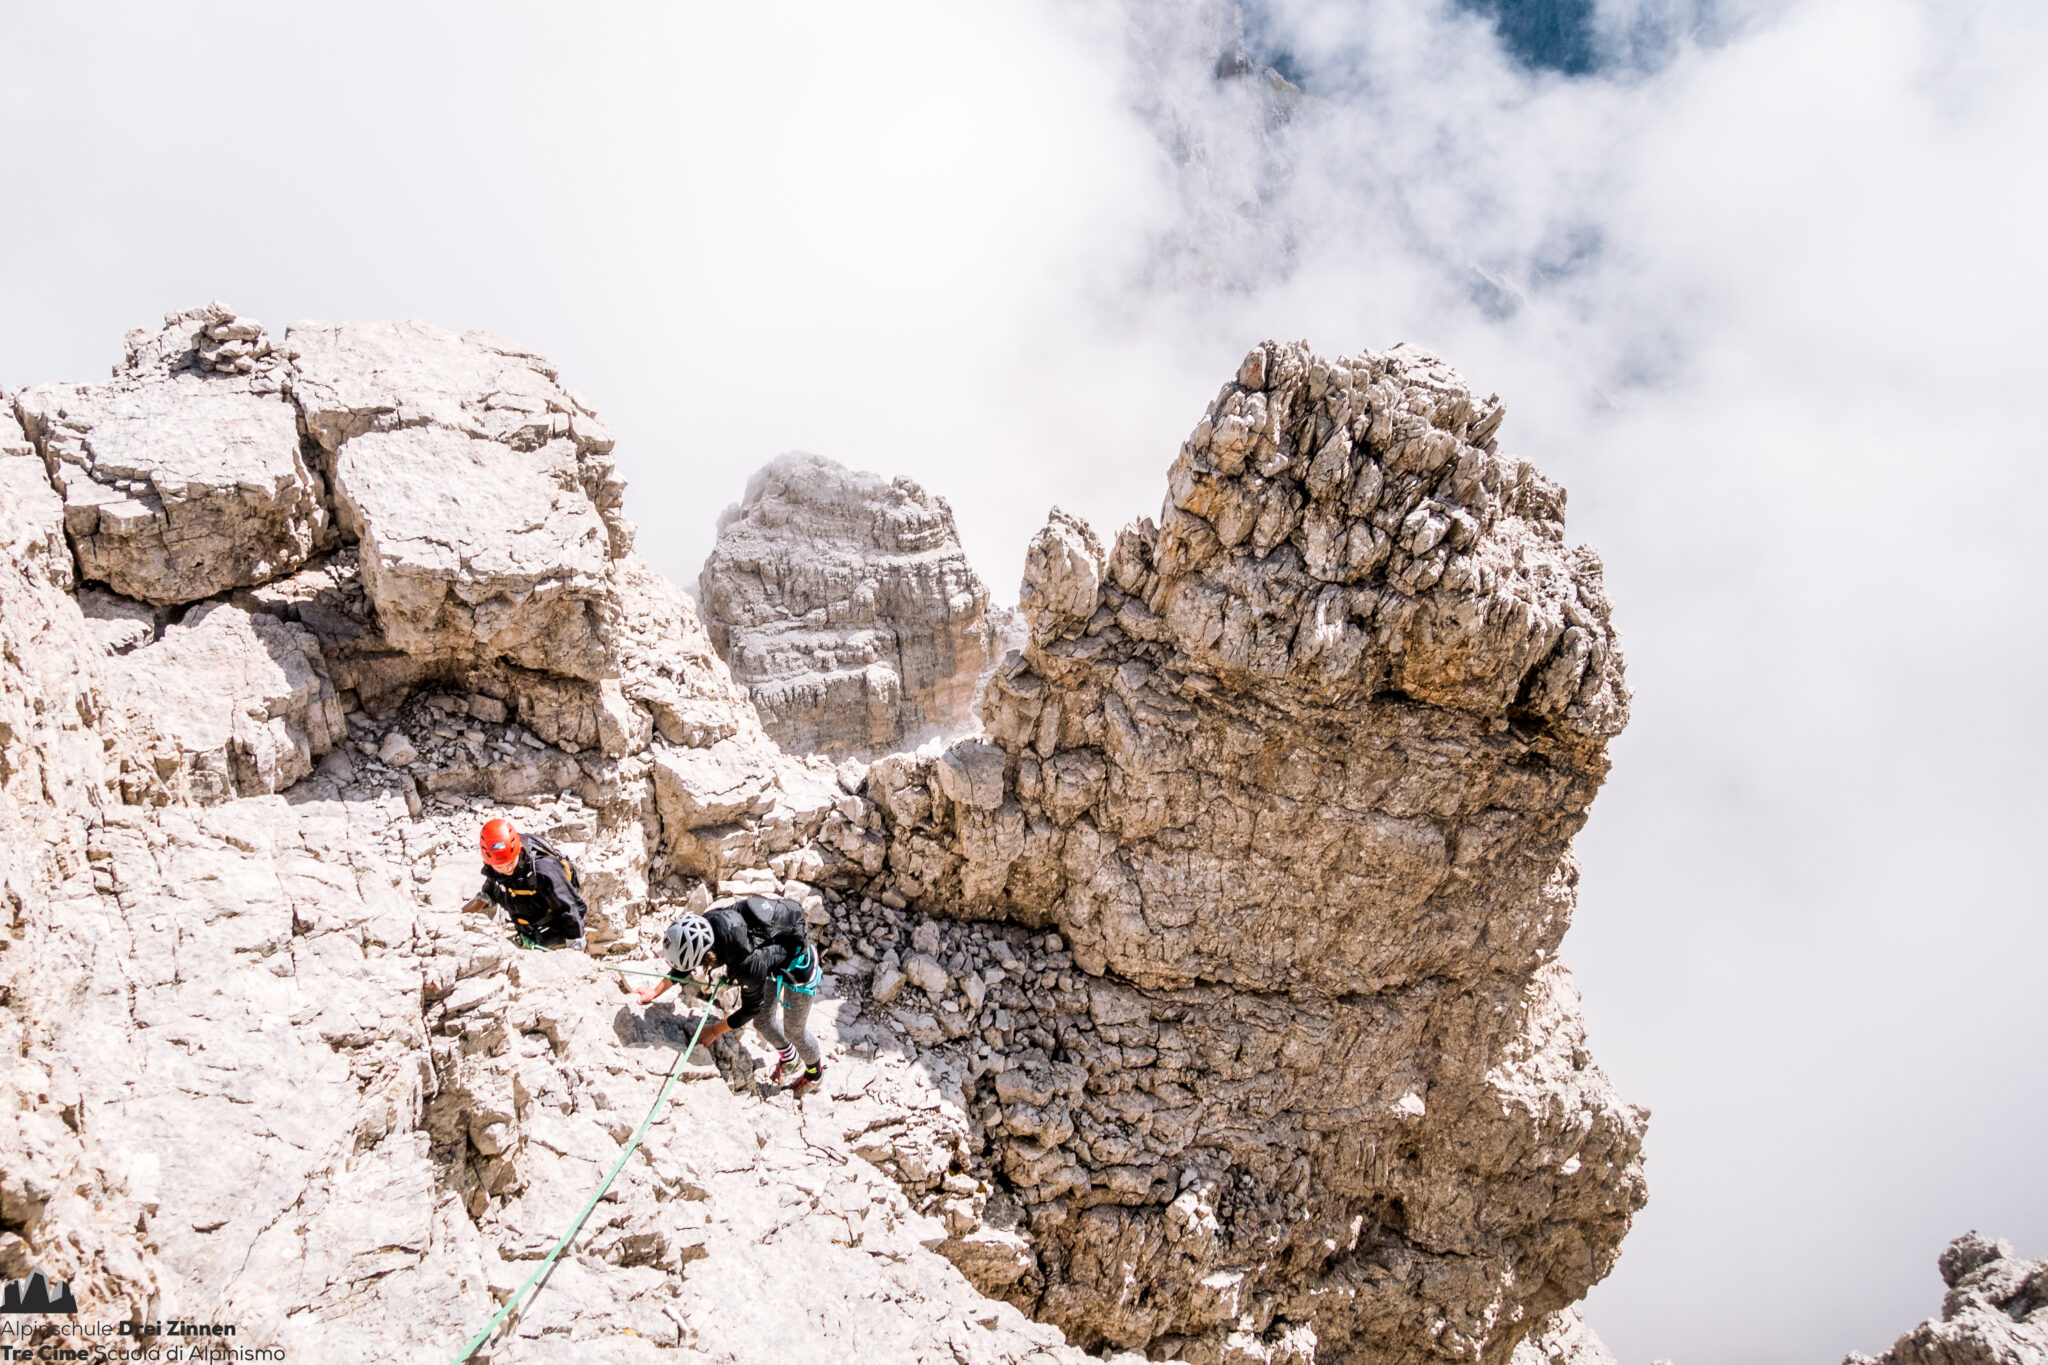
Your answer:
[751,982,820,1066]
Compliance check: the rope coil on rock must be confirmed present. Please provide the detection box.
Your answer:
[447,1000,716,1363]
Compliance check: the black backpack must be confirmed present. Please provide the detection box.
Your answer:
[522,832,581,890]
[735,895,808,954]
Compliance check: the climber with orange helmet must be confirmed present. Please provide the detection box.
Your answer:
[460,817,589,950]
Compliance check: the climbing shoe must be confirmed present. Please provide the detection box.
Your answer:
[789,1062,825,1098]
[771,1048,802,1085]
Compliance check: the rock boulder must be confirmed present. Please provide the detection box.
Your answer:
[12,307,325,606]
[286,319,631,679]
[102,601,344,804]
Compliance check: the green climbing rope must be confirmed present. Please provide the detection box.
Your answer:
[594,963,680,980]
[594,962,725,994]
[446,1004,715,1363]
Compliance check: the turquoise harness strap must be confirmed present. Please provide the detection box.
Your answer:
[776,945,820,1001]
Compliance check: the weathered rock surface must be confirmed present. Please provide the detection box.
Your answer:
[287,318,630,681]
[1846,1233,2048,1365]
[12,306,325,606]
[1,316,1648,1365]
[8,783,1118,1362]
[0,427,152,1316]
[700,452,999,758]
[0,400,73,591]
[856,341,1643,1362]
[101,600,344,805]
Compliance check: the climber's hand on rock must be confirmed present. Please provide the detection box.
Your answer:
[636,981,668,1006]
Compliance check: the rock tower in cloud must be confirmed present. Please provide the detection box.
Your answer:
[698,452,1004,760]
[1845,1233,2048,1364]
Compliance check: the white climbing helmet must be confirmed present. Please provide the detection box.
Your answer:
[662,913,714,975]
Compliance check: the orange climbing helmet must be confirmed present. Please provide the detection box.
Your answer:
[480,818,522,873]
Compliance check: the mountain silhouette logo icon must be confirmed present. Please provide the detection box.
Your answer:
[0,1269,79,1314]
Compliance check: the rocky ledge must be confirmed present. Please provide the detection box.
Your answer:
[5,308,1650,1364]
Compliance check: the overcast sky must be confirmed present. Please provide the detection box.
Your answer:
[3,2,2044,1360]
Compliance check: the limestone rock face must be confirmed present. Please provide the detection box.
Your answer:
[0,316,1650,1365]
[857,342,1644,1362]
[0,402,72,591]
[286,318,631,679]
[101,601,344,805]
[0,448,158,1315]
[1846,1233,2048,1365]
[11,306,325,606]
[0,310,1111,1363]
[700,453,999,758]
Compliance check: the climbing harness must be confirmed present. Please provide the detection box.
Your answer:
[776,944,822,1001]
[445,1005,716,1363]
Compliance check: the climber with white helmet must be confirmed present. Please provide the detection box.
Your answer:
[637,897,826,1096]
[460,817,588,950]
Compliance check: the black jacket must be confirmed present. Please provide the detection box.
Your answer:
[676,897,812,1028]
[480,834,586,941]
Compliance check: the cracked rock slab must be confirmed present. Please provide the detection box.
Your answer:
[13,333,323,607]
[103,601,344,804]
[285,318,633,680]
[331,424,614,679]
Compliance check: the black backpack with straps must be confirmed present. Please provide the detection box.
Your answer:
[735,895,808,955]
[522,832,582,894]
[735,895,820,994]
